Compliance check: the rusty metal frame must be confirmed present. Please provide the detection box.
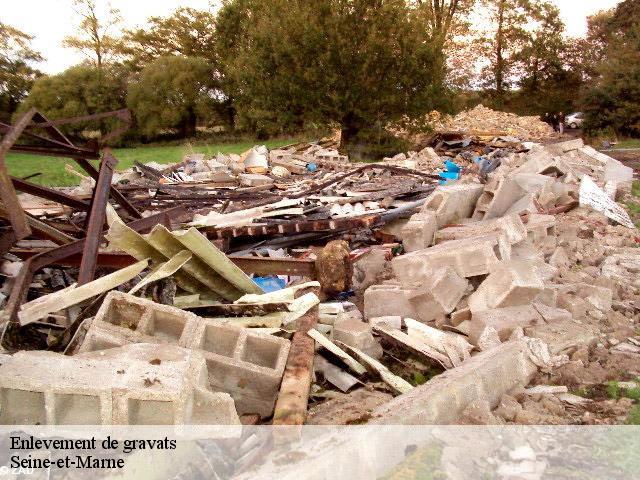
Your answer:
[0,108,141,256]
[1,206,187,331]
[77,150,118,284]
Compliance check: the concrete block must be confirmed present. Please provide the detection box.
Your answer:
[421,183,484,227]
[333,319,383,359]
[472,175,525,220]
[468,260,545,313]
[435,214,527,245]
[405,267,468,321]
[524,320,598,355]
[401,210,437,252]
[239,173,273,187]
[79,292,290,418]
[369,340,538,424]
[557,293,588,319]
[352,249,388,292]
[532,303,572,323]
[544,138,584,156]
[576,284,613,312]
[364,283,417,320]
[469,305,544,345]
[0,344,239,425]
[392,234,511,282]
[524,214,556,247]
[368,316,403,329]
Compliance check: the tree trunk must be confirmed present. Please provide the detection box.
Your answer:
[495,0,506,107]
[340,113,360,154]
[181,108,198,138]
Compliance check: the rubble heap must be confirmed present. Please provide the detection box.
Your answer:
[0,107,638,430]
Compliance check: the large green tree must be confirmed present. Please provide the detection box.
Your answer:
[479,0,532,106]
[119,7,218,70]
[127,55,215,138]
[219,0,447,150]
[17,64,128,137]
[0,23,42,122]
[582,0,640,136]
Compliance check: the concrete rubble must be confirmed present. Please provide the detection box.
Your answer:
[0,111,638,429]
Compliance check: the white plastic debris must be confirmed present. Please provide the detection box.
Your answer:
[579,175,635,228]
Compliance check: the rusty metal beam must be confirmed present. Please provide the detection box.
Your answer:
[273,286,319,432]
[1,206,186,327]
[11,176,90,211]
[74,157,142,219]
[0,108,36,242]
[203,214,382,240]
[77,151,117,284]
[8,145,100,160]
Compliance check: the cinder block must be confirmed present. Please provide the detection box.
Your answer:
[369,340,538,424]
[401,210,437,252]
[435,214,527,245]
[405,267,468,321]
[468,260,545,313]
[333,319,383,359]
[469,305,544,346]
[524,214,557,253]
[392,234,511,282]
[0,344,239,425]
[472,175,525,220]
[557,293,588,319]
[421,183,484,227]
[532,303,572,323]
[80,292,290,418]
[364,283,417,320]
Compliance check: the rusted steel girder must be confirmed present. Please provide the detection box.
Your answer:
[0,108,37,243]
[10,250,318,278]
[77,150,118,285]
[11,176,90,211]
[273,286,320,431]
[0,206,186,327]
[202,214,382,240]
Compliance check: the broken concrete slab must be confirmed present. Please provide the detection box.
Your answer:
[468,260,545,313]
[421,183,484,227]
[333,318,383,360]
[364,283,417,320]
[524,320,598,356]
[392,234,511,282]
[0,344,240,425]
[469,305,544,346]
[401,210,437,252]
[532,303,572,323]
[405,267,468,321]
[368,340,538,424]
[435,214,527,245]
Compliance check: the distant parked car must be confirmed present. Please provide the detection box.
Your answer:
[566,112,584,129]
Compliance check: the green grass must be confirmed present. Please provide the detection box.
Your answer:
[612,139,640,149]
[632,181,640,198]
[627,405,640,425]
[606,381,640,401]
[6,139,295,187]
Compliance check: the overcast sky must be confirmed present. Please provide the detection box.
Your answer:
[2,0,623,74]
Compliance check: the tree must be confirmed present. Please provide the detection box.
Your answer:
[220,0,447,151]
[119,7,218,70]
[478,0,532,106]
[582,0,640,136]
[63,0,122,69]
[17,64,128,137]
[127,56,215,138]
[415,0,476,49]
[0,23,42,121]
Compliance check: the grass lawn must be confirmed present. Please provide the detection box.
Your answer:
[611,139,640,149]
[6,139,295,187]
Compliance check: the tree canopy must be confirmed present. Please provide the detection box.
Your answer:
[220,0,448,149]
[0,22,42,122]
[127,55,215,138]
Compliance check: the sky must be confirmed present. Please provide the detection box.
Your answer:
[2,0,624,74]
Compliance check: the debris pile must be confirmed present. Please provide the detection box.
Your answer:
[435,104,556,139]
[0,108,638,429]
